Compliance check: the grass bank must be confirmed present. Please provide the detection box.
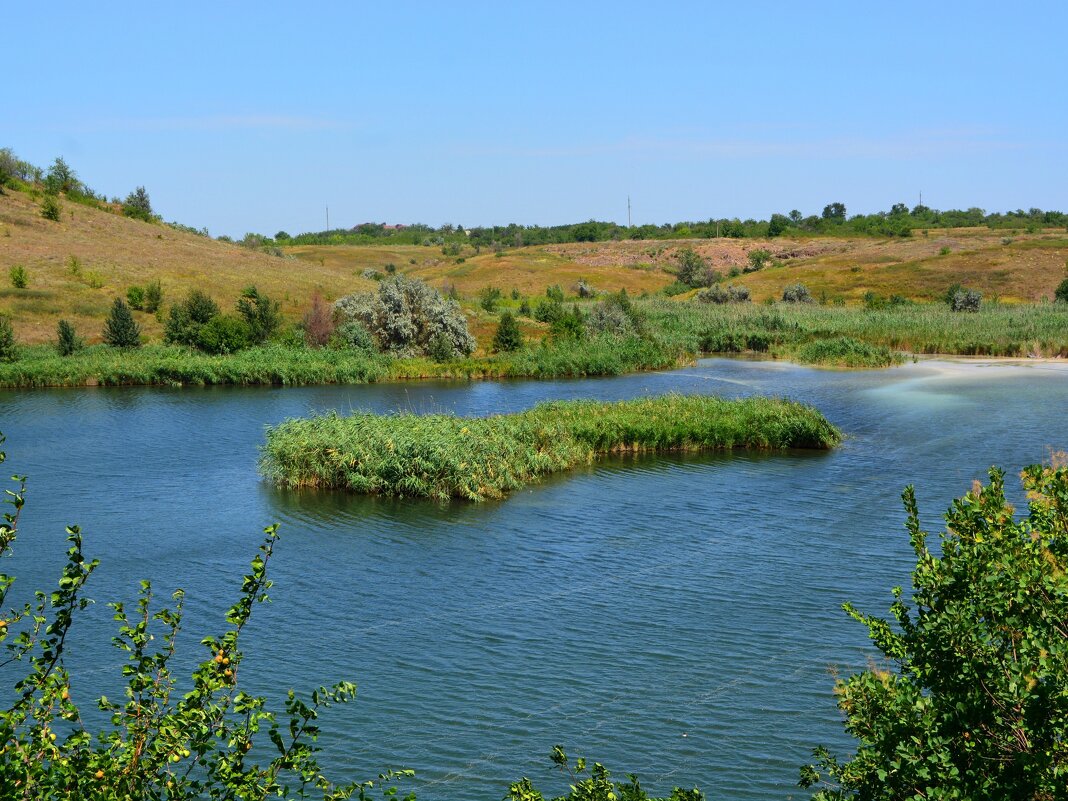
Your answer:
[260,395,842,501]
[643,300,1068,363]
[0,336,683,388]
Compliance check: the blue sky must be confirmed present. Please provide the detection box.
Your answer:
[7,2,1065,237]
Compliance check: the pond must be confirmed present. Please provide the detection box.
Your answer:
[1,357,1066,800]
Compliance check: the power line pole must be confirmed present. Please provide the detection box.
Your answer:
[627,195,632,228]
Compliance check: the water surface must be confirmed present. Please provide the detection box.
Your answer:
[1,357,1066,800]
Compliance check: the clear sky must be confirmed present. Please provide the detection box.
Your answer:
[7,1,1065,238]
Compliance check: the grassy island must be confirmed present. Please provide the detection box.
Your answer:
[260,394,842,501]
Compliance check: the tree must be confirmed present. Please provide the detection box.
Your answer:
[492,311,523,352]
[822,202,847,221]
[40,193,61,222]
[102,297,142,348]
[782,283,813,303]
[9,265,27,289]
[56,319,84,356]
[165,290,220,347]
[236,285,281,343]
[676,248,713,288]
[45,156,77,194]
[767,213,792,237]
[1055,277,1068,303]
[301,292,335,347]
[122,186,154,222]
[0,315,16,362]
[144,279,164,314]
[801,462,1068,800]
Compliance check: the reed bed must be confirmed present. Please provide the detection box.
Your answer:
[260,395,842,501]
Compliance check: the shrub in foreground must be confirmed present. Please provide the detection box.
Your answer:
[802,461,1068,800]
[102,298,141,349]
[0,316,16,362]
[56,319,83,356]
[492,311,524,352]
[1054,276,1068,303]
[165,290,220,347]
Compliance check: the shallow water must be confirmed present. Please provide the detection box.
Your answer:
[1,357,1066,799]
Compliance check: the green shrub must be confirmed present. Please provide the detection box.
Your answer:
[745,248,772,272]
[492,311,524,352]
[949,287,982,312]
[165,290,220,347]
[545,284,565,302]
[236,285,281,343]
[331,321,376,353]
[802,463,1068,800]
[548,306,586,342]
[102,297,142,348]
[479,286,502,312]
[144,279,163,313]
[122,186,155,221]
[196,314,251,354]
[9,265,27,289]
[518,299,532,317]
[794,336,897,367]
[675,247,713,287]
[427,331,455,362]
[126,285,145,310]
[56,319,83,356]
[40,193,61,221]
[0,316,16,362]
[1054,277,1068,303]
[782,283,814,304]
[534,298,564,323]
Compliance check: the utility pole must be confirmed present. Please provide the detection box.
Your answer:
[919,190,923,208]
[627,196,632,228]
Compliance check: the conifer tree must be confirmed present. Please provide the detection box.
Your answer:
[102,297,141,348]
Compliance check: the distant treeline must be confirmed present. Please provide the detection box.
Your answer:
[282,203,1068,249]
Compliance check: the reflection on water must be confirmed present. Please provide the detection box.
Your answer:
[0,358,1066,800]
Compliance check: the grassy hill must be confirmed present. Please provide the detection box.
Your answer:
[3,180,1066,348]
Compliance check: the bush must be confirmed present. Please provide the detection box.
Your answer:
[949,287,982,312]
[534,298,564,323]
[9,265,27,289]
[102,297,142,348]
[56,319,83,356]
[728,285,751,303]
[587,291,644,337]
[331,321,376,353]
[427,331,455,362]
[576,279,596,298]
[518,299,532,317]
[164,290,220,347]
[122,186,154,221]
[781,283,814,304]
[0,315,16,362]
[40,193,61,221]
[126,285,145,310]
[196,314,252,354]
[548,305,585,342]
[745,249,772,272]
[236,285,281,343]
[675,247,713,287]
[1054,277,1068,303]
[301,293,335,348]
[144,279,163,313]
[492,311,524,352]
[478,286,502,312]
[545,284,565,302]
[695,285,729,304]
[334,276,476,358]
[802,463,1068,800]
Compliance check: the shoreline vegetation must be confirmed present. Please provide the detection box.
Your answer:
[260,395,843,501]
[2,300,1067,388]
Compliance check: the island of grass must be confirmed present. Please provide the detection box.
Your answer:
[260,394,842,501]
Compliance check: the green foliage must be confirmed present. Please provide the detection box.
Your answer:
[939,245,952,256]
[545,284,565,302]
[122,185,154,221]
[40,193,61,222]
[262,394,842,501]
[164,290,220,347]
[534,298,564,323]
[662,281,691,297]
[745,249,772,272]
[9,265,27,289]
[126,284,145,310]
[518,299,532,317]
[197,314,252,354]
[822,202,847,221]
[793,337,899,368]
[492,311,524,352]
[782,283,814,304]
[334,276,475,359]
[426,331,455,363]
[587,290,645,336]
[1053,277,1068,303]
[675,248,716,288]
[802,463,1068,800]
[767,213,792,237]
[505,747,704,801]
[101,297,142,349]
[144,280,163,313]
[478,285,502,312]
[236,285,281,344]
[331,321,376,353]
[0,433,416,800]
[948,286,982,312]
[55,320,83,356]
[45,156,78,194]
[696,284,750,304]
[548,306,586,342]
[0,316,16,362]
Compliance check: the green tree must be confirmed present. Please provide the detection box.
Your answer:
[675,248,710,287]
[197,315,251,354]
[1054,277,1068,303]
[102,297,142,348]
[144,279,163,313]
[126,285,145,310]
[492,311,523,352]
[45,156,77,194]
[478,286,502,312]
[122,186,154,222]
[0,315,16,362]
[767,213,791,237]
[40,193,61,222]
[822,202,847,221]
[801,462,1068,800]
[165,290,220,347]
[9,265,27,289]
[56,319,84,356]
[236,285,281,343]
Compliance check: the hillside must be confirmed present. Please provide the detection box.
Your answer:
[0,189,376,343]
